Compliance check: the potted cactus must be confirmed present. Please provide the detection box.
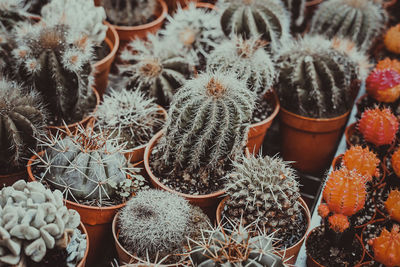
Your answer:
[366,225,400,266]
[375,187,400,220]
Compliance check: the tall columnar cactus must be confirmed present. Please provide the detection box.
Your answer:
[207,37,276,97]
[0,79,46,170]
[384,24,400,55]
[118,34,194,107]
[366,69,400,103]
[102,0,157,26]
[391,147,400,177]
[0,0,31,31]
[310,0,388,51]
[12,22,95,124]
[385,189,400,223]
[219,0,291,52]
[224,154,301,236]
[376,58,400,73]
[369,225,400,267]
[342,146,380,182]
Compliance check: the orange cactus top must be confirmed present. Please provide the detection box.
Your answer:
[384,24,400,55]
[366,69,400,103]
[328,214,350,233]
[385,189,400,223]
[369,225,400,267]
[391,147,400,177]
[342,146,380,182]
[318,203,330,218]
[376,58,400,74]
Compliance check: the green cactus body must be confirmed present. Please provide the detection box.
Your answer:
[102,0,157,26]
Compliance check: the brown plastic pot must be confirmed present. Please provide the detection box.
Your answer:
[216,196,311,265]
[77,222,90,267]
[0,170,27,188]
[247,91,280,154]
[93,22,119,97]
[279,108,350,176]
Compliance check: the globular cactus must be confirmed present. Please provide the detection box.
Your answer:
[219,0,291,52]
[12,22,96,125]
[65,228,87,267]
[358,107,399,147]
[391,147,400,177]
[0,180,84,265]
[310,0,388,51]
[207,37,276,97]
[376,58,400,73]
[328,213,350,233]
[118,34,194,107]
[384,24,400,55]
[281,0,306,27]
[323,167,367,216]
[366,69,400,103]
[94,89,165,150]
[368,225,400,267]
[0,0,31,31]
[102,0,157,26]
[342,146,380,182]
[118,190,210,263]
[224,154,301,236]
[384,189,400,223]
[0,78,46,170]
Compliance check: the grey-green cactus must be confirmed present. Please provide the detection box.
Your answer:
[0,0,31,31]
[310,0,388,51]
[118,34,194,107]
[66,228,87,267]
[102,0,157,26]
[0,78,46,171]
[0,180,84,265]
[219,0,291,52]
[281,0,306,27]
[22,0,50,15]
[207,37,276,97]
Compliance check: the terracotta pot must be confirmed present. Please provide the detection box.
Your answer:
[77,222,90,267]
[189,2,215,9]
[384,0,398,8]
[93,22,119,97]
[216,196,311,265]
[279,108,350,176]
[0,170,27,188]
[247,91,280,154]
[345,122,357,148]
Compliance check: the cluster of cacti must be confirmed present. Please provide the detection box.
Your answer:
[0,0,31,31]
[0,78,46,171]
[219,0,291,53]
[281,0,306,27]
[118,190,210,263]
[310,0,388,51]
[376,58,400,73]
[102,0,157,26]
[12,22,96,125]
[341,146,380,182]
[118,34,194,107]
[358,107,399,147]
[207,37,276,96]
[368,225,400,267]
[391,147,400,177]
[0,180,85,265]
[384,24,400,54]
[366,68,400,103]
[385,189,400,222]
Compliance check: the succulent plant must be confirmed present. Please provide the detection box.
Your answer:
[118,189,210,263]
[368,225,400,267]
[281,0,306,27]
[0,0,31,31]
[328,213,350,233]
[0,180,84,265]
[66,228,87,267]
[0,78,46,171]
[118,34,194,108]
[219,0,291,53]
[341,146,380,182]
[384,24,400,54]
[358,107,399,147]
[376,58,400,73]
[102,0,157,26]
[366,68,400,103]
[391,147,400,177]
[310,0,388,51]
[384,189,400,223]
[207,37,276,97]
[94,89,165,150]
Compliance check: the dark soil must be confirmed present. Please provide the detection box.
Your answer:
[306,226,364,267]
[0,162,25,176]
[109,15,157,27]
[94,40,111,62]
[356,94,400,119]
[361,219,395,261]
[27,247,68,267]
[251,96,274,124]
[373,184,400,219]
[383,156,400,188]
[352,192,377,230]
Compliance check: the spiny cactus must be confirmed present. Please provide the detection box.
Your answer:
[384,189,400,223]
[0,78,46,171]
[281,0,306,28]
[102,0,157,26]
[310,0,388,51]
[366,69,400,103]
[342,146,380,182]
[12,22,96,125]
[224,154,301,236]
[328,213,350,233]
[391,147,400,177]
[358,107,399,147]
[0,180,84,265]
[219,0,291,52]
[0,0,31,31]
[276,35,368,118]
[118,190,210,263]
[118,34,194,107]
[207,37,276,97]
[368,225,400,267]
[376,58,400,73]
[94,89,165,150]
[384,24,400,54]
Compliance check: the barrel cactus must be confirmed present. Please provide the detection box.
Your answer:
[0,0,31,31]
[281,0,306,27]
[102,0,157,26]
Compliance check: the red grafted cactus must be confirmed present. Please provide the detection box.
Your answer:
[358,107,399,147]
[342,146,380,182]
[366,69,400,103]
[328,214,350,233]
[384,24,400,55]
[391,147,400,177]
[323,167,367,216]
[376,58,400,74]
[384,189,400,223]
[369,225,400,267]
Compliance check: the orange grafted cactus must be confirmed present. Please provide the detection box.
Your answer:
[323,167,367,216]
[358,107,399,147]
[342,146,380,182]
[328,214,350,233]
[391,147,400,177]
[376,58,400,74]
[384,24,400,55]
[318,203,330,218]
[369,225,400,267]
[384,189,400,223]
[366,69,400,103]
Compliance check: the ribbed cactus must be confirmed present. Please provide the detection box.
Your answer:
[12,22,96,125]
[328,213,350,233]
[102,0,157,26]
[0,78,46,170]
[369,225,400,267]
[391,147,400,177]
[310,0,388,51]
[384,24,400,54]
[0,0,31,31]
[207,37,276,97]
[224,154,301,236]
[376,58,400,73]
[384,189,400,222]
[22,0,49,15]
[281,0,306,27]
[342,146,380,182]
[118,34,194,107]
[219,0,291,52]
[366,69,400,103]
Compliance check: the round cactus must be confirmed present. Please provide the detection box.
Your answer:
[342,146,380,182]
[328,214,350,233]
[384,24,400,55]
[384,189,400,223]
[391,147,400,177]
[369,225,400,267]
[366,69,400,103]
[358,107,399,147]
[376,58,400,73]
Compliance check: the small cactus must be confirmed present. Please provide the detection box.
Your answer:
[369,225,400,267]
[384,189,400,223]
[376,58,400,73]
[102,0,157,26]
[384,24,400,55]
[358,107,399,147]
[342,146,380,182]
[310,0,388,51]
[391,147,400,177]
[318,203,330,218]
[328,213,350,233]
[366,69,400,103]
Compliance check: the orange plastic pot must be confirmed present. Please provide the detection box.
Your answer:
[93,22,119,97]
[247,91,280,154]
[77,222,90,267]
[216,196,311,265]
[0,170,27,187]
[279,108,350,176]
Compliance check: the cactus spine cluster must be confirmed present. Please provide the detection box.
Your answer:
[366,69,400,103]
[342,146,380,182]
[384,24,400,54]
[369,225,400,267]
[384,189,400,222]
[102,0,157,26]
[391,147,400,177]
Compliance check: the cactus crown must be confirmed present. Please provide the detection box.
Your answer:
[376,58,400,73]
[358,107,399,147]
[391,147,400,177]
[369,225,400,267]
[366,69,400,103]
[102,0,157,26]
[384,24,400,54]
[207,37,276,96]
[342,146,380,182]
[310,0,388,51]
[384,189,400,223]
[328,214,350,233]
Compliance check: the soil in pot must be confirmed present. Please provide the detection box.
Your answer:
[351,192,377,231]
[94,40,111,62]
[373,184,399,218]
[26,247,69,267]
[251,96,274,124]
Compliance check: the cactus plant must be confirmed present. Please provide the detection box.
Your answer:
[207,37,276,97]
[0,180,85,265]
[384,24,400,55]
[0,0,31,31]
[391,147,400,177]
[102,0,157,26]
[22,0,50,15]
[358,107,399,147]
[376,58,400,73]
[368,225,400,267]
[328,213,350,233]
[219,0,291,53]
[366,68,400,103]
[341,146,380,182]
[309,0,388,51]
[118,34,194,107]
[281,0,306,28]
[384,189,400,222]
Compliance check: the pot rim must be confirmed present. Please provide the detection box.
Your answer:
[251,90,281,128]
[280,106,350,123]
[93,21,119,68]
[305,0,323,7]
